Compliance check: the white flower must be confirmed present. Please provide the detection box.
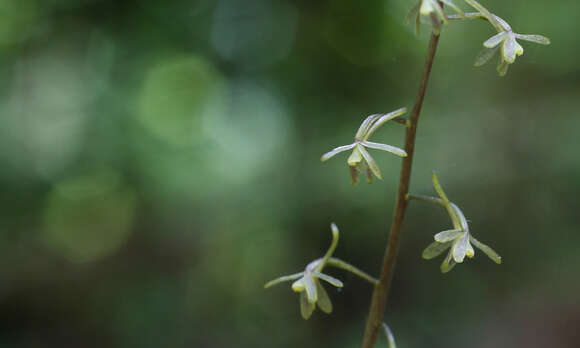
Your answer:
[410,173,502,273]
[464,0,550,76]
[264,223,378,319]
[321,108,407,185]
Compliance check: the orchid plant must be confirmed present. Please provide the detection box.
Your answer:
[264,223,377,319]
[265,1,549,347]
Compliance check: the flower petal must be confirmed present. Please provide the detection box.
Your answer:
[355,114,382,140]
[303,274,318,303]
[347,146,363,166]
[321,143,356,162]
[497,58,509,76]
[405,3,419,25]
[434,229,463,242]
[503,34,518,63]
[300,291,315,319]
[315,281,333,314]
[440,250,456,273]
[264,272,305,288]
[483,32,508,48]
[313,271,344,288]
[470,236,502,264]
[358,145,382,180]
[514,34,550,45]
[405,3,420,34]
[364,107,407,140]
[422,241,452,260]
[452,233,469,263]
[361,141,407,157]
[474,46,499,67]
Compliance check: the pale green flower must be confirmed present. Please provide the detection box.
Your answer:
[406,0,464,35]
[462,0,550,76]
[409,173,502,273]
[264,223,378,319]
[321,108,407,186]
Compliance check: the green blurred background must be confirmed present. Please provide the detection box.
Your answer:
[0,0,578,347]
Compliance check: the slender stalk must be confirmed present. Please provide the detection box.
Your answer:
[360,31,441,348]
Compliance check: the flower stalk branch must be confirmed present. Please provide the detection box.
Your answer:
[360,29,442,348]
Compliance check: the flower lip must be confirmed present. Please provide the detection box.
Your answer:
[291,279,305,292]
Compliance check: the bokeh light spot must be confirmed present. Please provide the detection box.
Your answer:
[136,55,224,146]
[203,81,293,183]
[0,42,98,180]
[42,169,135,263]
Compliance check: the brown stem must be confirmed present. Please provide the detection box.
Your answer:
[360,31,441,348]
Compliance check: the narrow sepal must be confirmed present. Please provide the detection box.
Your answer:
[312,271,344,288]
[484,32,508,48]
[364,107,407,139]
[474,46,499,67]
[321,143,356,162]
[358,145,382,180]
[315,281,333,314]
[514,34,550,45]
[422,241,452,260]
[264,272,305,288]
[361,141,407,157]
[440,250,457,273]
[470,236,502,264]
[300,291,315,319]
[497,58,509,76]
[434,229,463,242]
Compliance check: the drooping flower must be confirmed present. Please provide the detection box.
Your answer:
[406,0,465,35]
[321,108,407,186]
[409,173,502,273]
[264,223,378,319]
[463,0,550,76]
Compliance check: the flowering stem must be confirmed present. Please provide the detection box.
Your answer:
[360,30,441,348]
[327,257,379,285]
[448,12,486,20]
[406,194,445,207]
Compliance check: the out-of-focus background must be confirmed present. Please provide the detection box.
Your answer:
[0,0,578,347]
